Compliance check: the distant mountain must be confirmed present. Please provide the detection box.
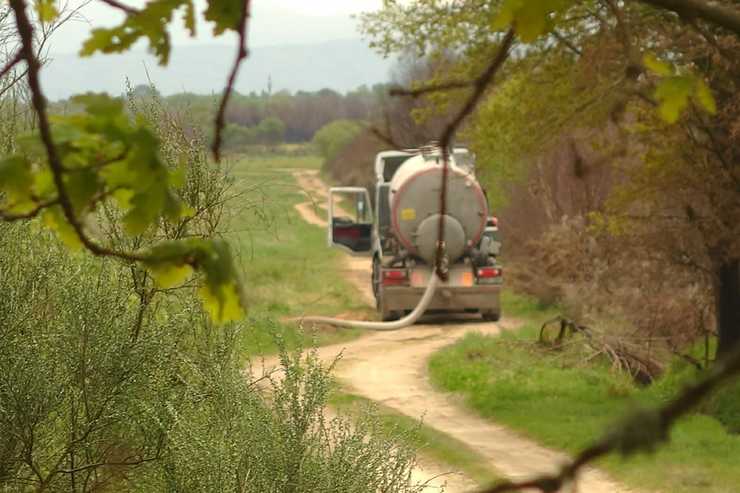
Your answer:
[42,39,394,100]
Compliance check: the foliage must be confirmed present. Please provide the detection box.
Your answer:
[312,119,364,165]
[428,323,740,493]
[0,222,423,493]
[227,154,371,355]
[151,85,385,146]
[0,0,252,323]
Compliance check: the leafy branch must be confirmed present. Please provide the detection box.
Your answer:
[2,0,247,323]
[10,0,142,260]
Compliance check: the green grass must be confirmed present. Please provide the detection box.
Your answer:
[329,391,500,486]
[499,287,559,320]
[227,154,370,355]
[428,290,740,493]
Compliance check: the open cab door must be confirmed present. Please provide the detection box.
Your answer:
[328,187,373,256]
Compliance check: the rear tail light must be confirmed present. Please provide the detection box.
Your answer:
[487,216,498,227]
[382,269,409,286]
[477,267,502,278]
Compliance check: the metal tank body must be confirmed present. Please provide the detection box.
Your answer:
[388,153,488,264]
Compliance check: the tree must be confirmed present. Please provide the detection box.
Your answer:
[362,0,740,354]
[312,119,364,164]
[256,116,286,146]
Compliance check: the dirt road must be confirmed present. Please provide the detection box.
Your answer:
[283,170,630,493]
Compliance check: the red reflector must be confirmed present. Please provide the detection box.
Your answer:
[477,267,502,278]
[487,216,498,227]
[382,269,408,286]
[383,269,407,280]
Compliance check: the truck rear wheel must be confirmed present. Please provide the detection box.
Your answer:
[372,255,381,302]
[482,310,501,322]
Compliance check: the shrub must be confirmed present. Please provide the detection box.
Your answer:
[0,224,424,492]
[313,120,364,165]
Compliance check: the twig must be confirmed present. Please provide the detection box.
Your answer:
[369,124,404,150]
[438,29,515,151]
[97,0,139,15]
[212,0,252,162]
[479,341,740,492]
[0,198,59,220]
[0,50,22,80]
[551,30,583,56]
[389,80,474,98]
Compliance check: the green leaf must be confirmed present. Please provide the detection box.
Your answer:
[65,168,101,214]
[183,0,196,35]
[694,79,717,115]
[205,0,243,35]
[80,1,192,65]
[144,239,247,324]
[42,206,82,250]
[654,77,693,124]
[200,281,244,324]
[492,0,571,41]
[32,169,55,198]
[149,262,193,288]
[35,0,59,22]
[643,53,672,77]
[0,156,33,202]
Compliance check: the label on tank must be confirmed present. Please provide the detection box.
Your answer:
[400,208,416,221]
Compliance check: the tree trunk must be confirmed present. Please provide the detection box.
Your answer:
[716,258,740,356]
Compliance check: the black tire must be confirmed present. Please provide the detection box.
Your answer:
[372,255,381,303]
[482,310,501,322]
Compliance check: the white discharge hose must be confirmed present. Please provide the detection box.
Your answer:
[294,274,439,331]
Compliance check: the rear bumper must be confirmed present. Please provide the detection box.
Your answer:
[381,284,501,312]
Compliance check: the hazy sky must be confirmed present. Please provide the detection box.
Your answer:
[51,0,383,54]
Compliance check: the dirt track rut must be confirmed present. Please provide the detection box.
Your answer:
[282,169,631,493]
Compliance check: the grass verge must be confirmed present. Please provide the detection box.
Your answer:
[428,290,740,493]
[228,154,371,355]
[329,391,500,487]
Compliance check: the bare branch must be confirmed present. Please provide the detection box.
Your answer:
[0,199,59,221]
[212,0,252,162]
[637,0,740,35]
[421,29,515,280]
[551,30,583,56]
[389,80,473,98]
[0,50,22,80]
[439,29,515,151]
[97,0,139,15]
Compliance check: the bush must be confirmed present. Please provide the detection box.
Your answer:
[313,120,364,165]
[0,224,424,492]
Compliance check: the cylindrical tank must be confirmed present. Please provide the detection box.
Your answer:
[388,154,488,264]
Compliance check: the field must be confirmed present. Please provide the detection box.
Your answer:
[226,154,370,355]
[429,292,740,493]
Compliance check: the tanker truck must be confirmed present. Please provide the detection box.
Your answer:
[327,144,502,322]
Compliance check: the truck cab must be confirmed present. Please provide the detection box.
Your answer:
[327,146,502,322]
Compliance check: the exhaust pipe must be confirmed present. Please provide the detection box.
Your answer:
[293,274,439,331]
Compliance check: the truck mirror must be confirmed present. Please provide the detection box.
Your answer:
[328,187,373,256]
